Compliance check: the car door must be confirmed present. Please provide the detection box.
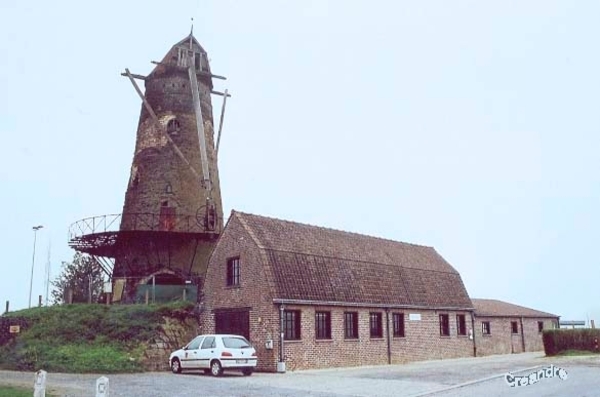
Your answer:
[181,336,204,369]
[198,336,217,369]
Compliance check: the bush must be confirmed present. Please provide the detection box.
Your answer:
[543,328,600,356]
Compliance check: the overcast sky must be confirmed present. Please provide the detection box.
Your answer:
[1,1,598,324]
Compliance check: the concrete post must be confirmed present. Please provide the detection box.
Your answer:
[152,275,155,304]
[96,376,109,396]
[33,369,47,397]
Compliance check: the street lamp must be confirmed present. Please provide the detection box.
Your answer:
[28,225,43,308]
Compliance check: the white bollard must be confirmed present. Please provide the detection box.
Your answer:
[33,369,47,397]
[96,376,109,397]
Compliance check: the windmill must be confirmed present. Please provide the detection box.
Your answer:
[69,31,231,303]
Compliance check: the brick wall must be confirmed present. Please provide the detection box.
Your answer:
[474,316,557,356]
[277,306,474,371]
[123,71,222,227]
[390,310,474,364]
[201,215,280,372]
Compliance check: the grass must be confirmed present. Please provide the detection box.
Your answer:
[0,301,195,373]
[556,349,600,356]
[0,385,57,397]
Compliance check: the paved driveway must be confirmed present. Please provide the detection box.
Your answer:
[1,352,598,396]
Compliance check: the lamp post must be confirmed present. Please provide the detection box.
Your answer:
[29,225,43,308]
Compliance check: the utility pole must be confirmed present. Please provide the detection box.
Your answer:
[29,225,43,308]
[44,241,51,306]
[88,274,92,304]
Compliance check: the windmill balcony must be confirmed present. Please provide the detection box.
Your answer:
[68,212,217,257]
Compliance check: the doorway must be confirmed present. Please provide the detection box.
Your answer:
[214,309,250,340]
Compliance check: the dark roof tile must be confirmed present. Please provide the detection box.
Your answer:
[235,211,473,309]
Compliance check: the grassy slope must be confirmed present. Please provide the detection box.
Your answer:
[0,302,195,373]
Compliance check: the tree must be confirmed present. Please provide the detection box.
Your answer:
[51,253,105,304]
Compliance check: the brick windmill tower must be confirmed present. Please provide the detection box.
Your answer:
[69,31,230,303]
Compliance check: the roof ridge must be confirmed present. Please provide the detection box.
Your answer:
[232,210,433,249]
[173,34,206,51]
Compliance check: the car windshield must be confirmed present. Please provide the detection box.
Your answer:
[222,336,252,349]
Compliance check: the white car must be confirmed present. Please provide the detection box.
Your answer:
[169,334,258,376]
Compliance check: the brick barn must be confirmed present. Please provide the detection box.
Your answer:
[472,299,559,356]
[201,211,478,372]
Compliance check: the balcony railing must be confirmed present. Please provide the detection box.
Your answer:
[68,212,214,241]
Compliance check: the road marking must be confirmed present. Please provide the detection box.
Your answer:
[409,365,544,397]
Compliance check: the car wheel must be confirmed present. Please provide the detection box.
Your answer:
[171,358,182,374]
[242,368,253,376]
[210,360,223,377]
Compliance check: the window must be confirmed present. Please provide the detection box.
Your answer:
[159,201,176,231]
[201,336,215,349]
[511,321,519,334]
[393,313,405,337]
[482,321,491,335]
[284,310,301,340]
[439,314,450,336]
[315,312,331,339]
[222,336,251,348]
[538,321,544,333]
[344,312,359,339]
[226,257,240,287]
[187,336,203,350]
[167,118,180,134]
[456,314,467,336]
[370,312,383,338]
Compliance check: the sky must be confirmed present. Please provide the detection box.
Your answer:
[0,1,598,324]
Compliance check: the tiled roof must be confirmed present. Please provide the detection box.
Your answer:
[472,299,558,318]
[234,211,473,309]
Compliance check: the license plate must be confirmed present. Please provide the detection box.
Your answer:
[236,359,248,364]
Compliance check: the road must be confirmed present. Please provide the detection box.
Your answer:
[0,352,598,396]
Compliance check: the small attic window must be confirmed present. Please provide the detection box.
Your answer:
[167,119,180,135]
[165,183,173,194]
